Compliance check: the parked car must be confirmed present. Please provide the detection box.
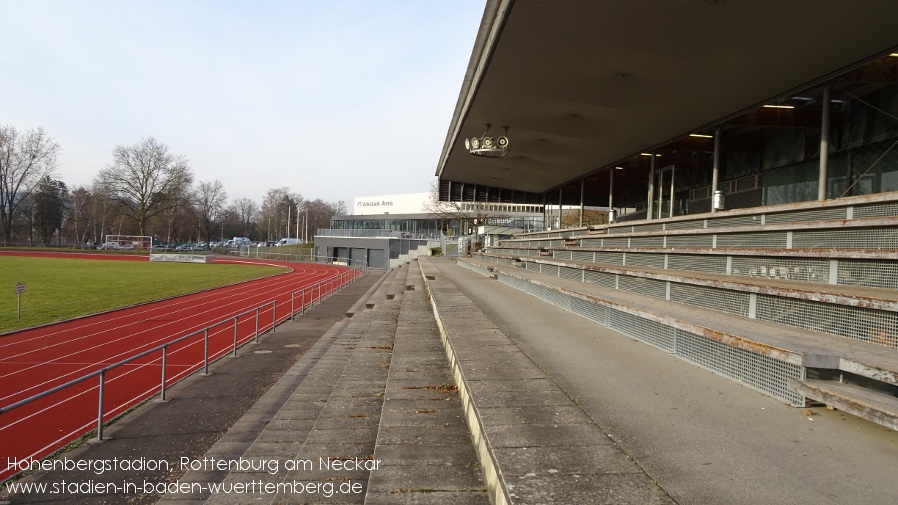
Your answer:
[98,242,121,250]
[175,244,194,252]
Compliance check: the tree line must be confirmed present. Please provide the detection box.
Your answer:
[0,125,345,246]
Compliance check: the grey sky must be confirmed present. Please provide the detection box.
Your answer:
[1,0,483,205]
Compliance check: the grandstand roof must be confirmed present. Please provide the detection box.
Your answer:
[436,0,898,201]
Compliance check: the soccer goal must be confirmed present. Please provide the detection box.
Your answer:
[103,235,153,250]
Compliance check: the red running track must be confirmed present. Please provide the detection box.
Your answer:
[0,252,362,481]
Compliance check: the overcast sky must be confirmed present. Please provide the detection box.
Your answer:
[1,0,483,205]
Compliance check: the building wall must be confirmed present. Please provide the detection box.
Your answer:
[314,236,435,269]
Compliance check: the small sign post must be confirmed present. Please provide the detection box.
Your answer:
[15,282,25,319]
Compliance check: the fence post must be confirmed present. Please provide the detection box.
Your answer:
[301,288,306,315]
[203,329,209,375]
[97,372,106,440]
[233,316,239,356]
[291,291,296,321]
[161,347,168,401]
[272,301,277,333]
[255,308,260,343]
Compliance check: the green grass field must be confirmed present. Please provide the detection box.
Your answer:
[0,256,288,334]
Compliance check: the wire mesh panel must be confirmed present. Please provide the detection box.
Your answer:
[664,219,706,231]
[608,308,675,352]
[705,215,761,228]
[764,207,848,224]
[599,237,630,247]
[554,250,575,261]
[584,270,617,288]
[674,330,804,405]
[540,264,561,277]
[491,269,805,405]
[853,202,898,219]
[792,228,898,249]
[730,256,830,283]
[629,236,665,247]
[618,276,667,299]
[577,238,601,247]
[715,232,788,249]
[605,226,633,235]
[669,284,750,317]
[838,259,898,290]
[459,261,491,276]
[540,285,572,309]
[570,297,609,325]
[525,262,540,272]
[559,265,583,281]
[755,294,898,348]
[668,254,727,274]
[665,234,714,248]
[594,251,626,265]
[624,253,666,269]
[630,223,666,233]
[570,251,595,262]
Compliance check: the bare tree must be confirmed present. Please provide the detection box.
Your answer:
[0,125,61,243]
[229,197,258,239]
[260,187,302,240]
[66,186,97,246]
[194,180,228,243]
[95,137,193,236]
[302,198,346,239]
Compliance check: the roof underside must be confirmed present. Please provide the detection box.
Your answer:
[436,0,898,200]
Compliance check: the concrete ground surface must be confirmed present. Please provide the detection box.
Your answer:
[4,257,897,504]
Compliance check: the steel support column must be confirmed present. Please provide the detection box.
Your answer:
[819,84,832,200]
[647,153,656,220]
[712,126,722,213]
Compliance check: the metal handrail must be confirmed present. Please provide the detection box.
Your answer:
[0,267,363,450]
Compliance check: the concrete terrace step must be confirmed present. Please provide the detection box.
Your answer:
[159,266,405,504]
[457,257,898,398]
[417,257,675,505]
[476,251,898,312]
[490,243,898,292]
[366,262,489,504]
[473,251,898,349]
[163,263,488,504]
[789,379,898,431]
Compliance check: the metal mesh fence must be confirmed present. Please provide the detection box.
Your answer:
[511,255,898,348]
[731,256,830,283]
[624,252,666,269]
[839,260,898,290]
[490,269,804,405]
[755,294,898,347]
[792,227,898,249]
[667,254,727,274]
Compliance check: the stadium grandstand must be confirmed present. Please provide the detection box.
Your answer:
[437,0,898,429]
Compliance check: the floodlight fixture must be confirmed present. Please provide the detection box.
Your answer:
[465,124,509,158]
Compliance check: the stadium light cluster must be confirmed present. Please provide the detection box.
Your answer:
[464,124,509,158]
